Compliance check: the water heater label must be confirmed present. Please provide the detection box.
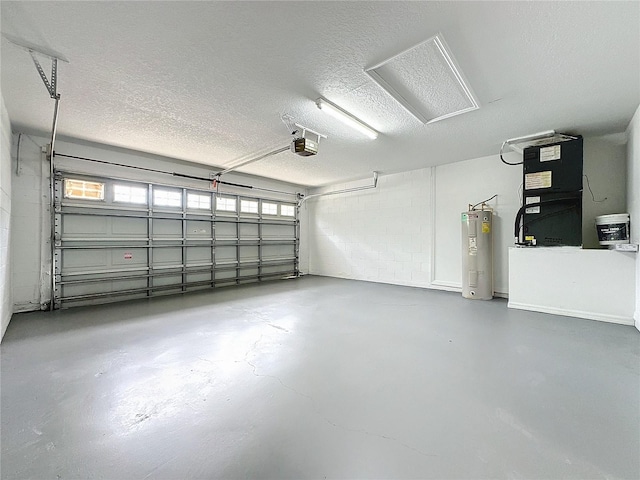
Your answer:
[540,145,561,162]
[526,206,541,214]
[468,237,477,255]
[525,171,552,190]
[482,222,490,233]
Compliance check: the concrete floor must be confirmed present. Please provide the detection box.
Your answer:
[1,276,638,479]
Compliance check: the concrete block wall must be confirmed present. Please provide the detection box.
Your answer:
[11,135,47,312]
[305,169,432,287]
[1,96,12,340]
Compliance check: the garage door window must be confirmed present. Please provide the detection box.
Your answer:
[188,193,211,210]
[280,204,295,217]
[113,184,147,204]
[216,196,236,212]
[240,199,258,214]
[154,189,182,207]
[64,179,105,200]
[262,202,278,215]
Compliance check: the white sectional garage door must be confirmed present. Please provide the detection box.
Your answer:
[53,172,298,308]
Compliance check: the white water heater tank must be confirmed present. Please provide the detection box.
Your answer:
[461,210,493,300]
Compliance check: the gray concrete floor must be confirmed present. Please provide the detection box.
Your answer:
[1,276,639,479]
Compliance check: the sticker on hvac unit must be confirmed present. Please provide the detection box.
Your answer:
[539,145,561,162]
[525,171,552,190]
[525,196,541,214]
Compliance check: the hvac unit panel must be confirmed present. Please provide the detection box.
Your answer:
[522,136,583,246]
[523,136,583,194]
[522,192,582,247]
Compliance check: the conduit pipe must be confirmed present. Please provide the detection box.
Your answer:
[298,171,379,207]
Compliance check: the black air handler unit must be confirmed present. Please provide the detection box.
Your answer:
[521,136,583,246]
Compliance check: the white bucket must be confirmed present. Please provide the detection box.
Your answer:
[595,213,630,245]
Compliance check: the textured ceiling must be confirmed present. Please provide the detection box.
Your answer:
[1,1,639,186]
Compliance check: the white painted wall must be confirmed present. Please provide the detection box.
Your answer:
[582,136,627,249]
[11,135,48,312]
[626,104,640,330]
[305,169,432,287]
[1,95,12,341]
[11,135,307,312]
[508,247,636,325]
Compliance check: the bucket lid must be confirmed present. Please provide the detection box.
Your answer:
[595,213,629,223]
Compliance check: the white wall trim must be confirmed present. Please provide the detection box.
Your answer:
[508,301,635,326]
[429,280,460,291]
[429,280,508,298]
[429,166,437,285]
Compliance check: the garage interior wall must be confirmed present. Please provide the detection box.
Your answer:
[627,104,640,329]
[1,94,12,340]
[10,135,308,313]
[307,135,631,303]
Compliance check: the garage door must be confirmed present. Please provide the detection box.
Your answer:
[53,172,299,308]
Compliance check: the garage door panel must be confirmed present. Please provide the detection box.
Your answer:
[239,246,259,262]
[62,214,108,236]
[239,267,259,278]
[63,277,147,298]
[153,219,181,238]
[186,247,211,264]
[62,249,108,271]
[215,269,237,280]
[111,248,148,268]
[239,224,258,238]
[262,224,295,239]
[187,272,211,284]
[215,246,236,262]
[215,223,236,238]
[70,292,148,308]
[111,216,147,236]
[153,247,182,265]
[262,265,293,276]
[262,244,294,260]
[153,275,182,287]
[187,220,211,238]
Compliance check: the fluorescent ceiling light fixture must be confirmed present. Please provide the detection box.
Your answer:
[316,98,378,139]
[365,33,478,124]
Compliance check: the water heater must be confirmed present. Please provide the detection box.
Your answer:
[461,209,493,300]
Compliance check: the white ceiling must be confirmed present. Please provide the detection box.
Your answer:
[2,1,639,187]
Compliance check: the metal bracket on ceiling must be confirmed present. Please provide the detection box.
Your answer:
[30,51,58,99]
[3,34,68,100]
[294,123,327,145]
